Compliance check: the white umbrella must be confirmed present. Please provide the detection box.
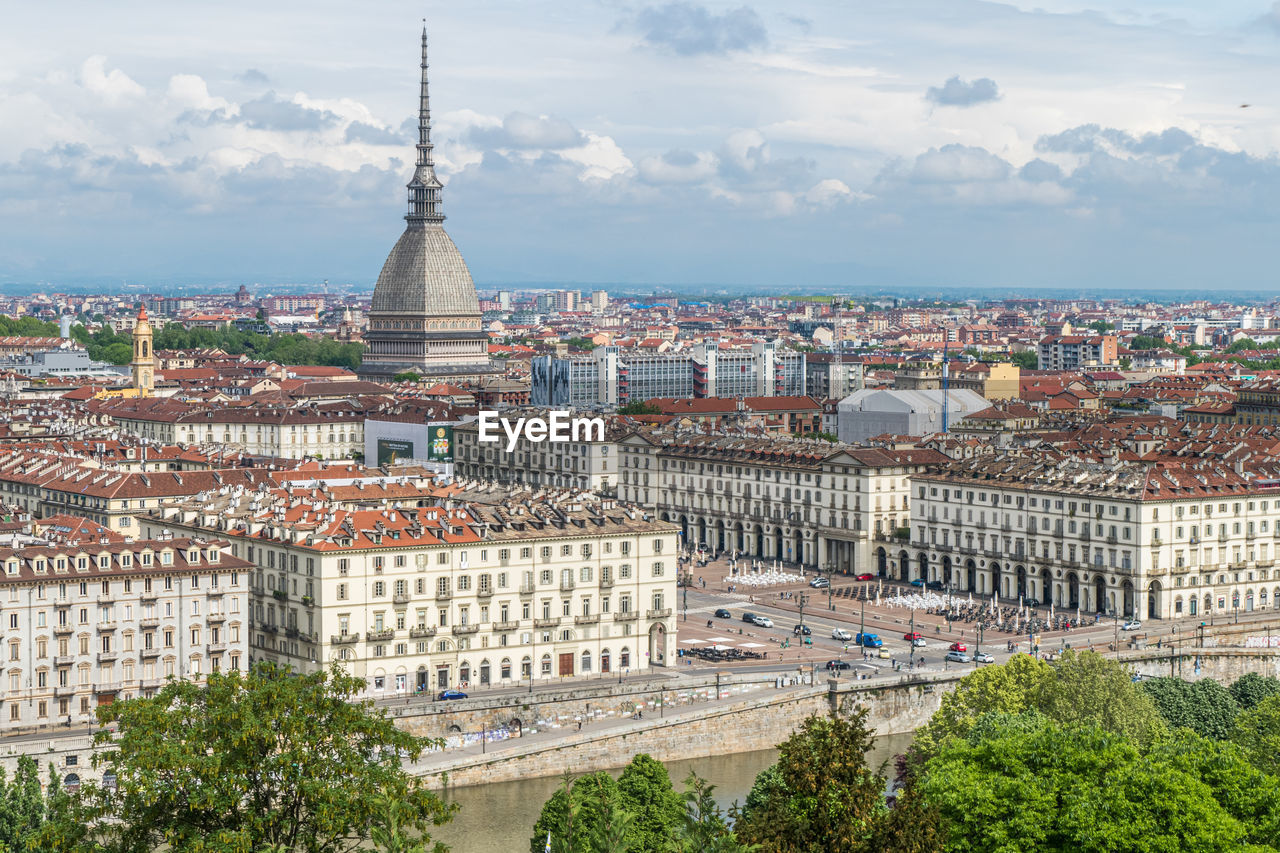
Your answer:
[739,642,766,648]
[680,638,705,644]
[707,636,736,643]
[710,644,732,651]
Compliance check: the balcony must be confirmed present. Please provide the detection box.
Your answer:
[260,624,278,635]
[54,655,75,667]
[408,626,436,639]
[646,608,673,620]
[574,614,600,625]
[54,685,78,698]
[533,617,560,629]
[139,617,160,628]
[392,594,410,606]
[96,594,113,605]
[141,678,164,690]
[476,587,493,598]
[96,621,117,632]
[141,648,159,659]
[614,611,639,621]
[207,642,226,654]
[435,589,453,601]
[53,624,72,636]
[1107,535,1119,545]
[330,633,359,644]
[600,577,614,589]
[367,629,395,642]
[96,651,117,664]
[494,620,519,632]
[272,590,287,602]
[560,579,576,592]
[451,624,479,636]
[206,613,225,624]
[518,584,536,595]
[139,591,157,603]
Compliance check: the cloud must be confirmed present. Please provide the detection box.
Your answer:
[1019,158,1063,183]
[235,69,271,87]
[80,56,144,103]
[910,144,1011,183]
[166,74,226,111]
[344,120,405,146]
[637,149,719,184]
[1036,124,1198,156]
[925,75,1000,107]
[236,91,339,131]
[802,178,855,207]
[625,2,767,56]
[468,112,585,149]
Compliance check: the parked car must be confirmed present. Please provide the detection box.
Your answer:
[909,579,925,588]
[855,573,875,581]
[438,690,468,701]
[826,660,852,670]
[809,576,831,588]
[926,580,944,590]
[945,651,972,664]
[752,615,774,628]
[974,651,995,663]
[714,608,732,619]
[832,628,852,641]
[949,642,968,653]
[1122,620,1142,631]
[904,631,924,641]
[793,624,811,636]
[912,637,928,647]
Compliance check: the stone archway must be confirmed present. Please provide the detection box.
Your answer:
[917,552,929,582]
[1147,580,1162,620]
[648,622,667,667]
[1122,580,1135,618]
[898,551,910,581]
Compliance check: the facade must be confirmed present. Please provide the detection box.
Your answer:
[143,490,678,694]
[0,538,250,731]
[1037,334,1119,370]
[358,29,496,382]
[835,388,989,445]
[616,432,947,575]
[803,353,864,402]
[130,306,154,397]
[531,342,806,408]
[453,415,623,492]
[907,453,1280,621]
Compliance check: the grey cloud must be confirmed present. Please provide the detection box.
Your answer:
[344,121,406,146]
[626,2,767,56]
[663,149,699,166]
[237,91,339,131]
[235,68,271,86]
[468,112,585,149]
[1035,124,1194,156]
[1259,2,1280,33]
[925,76,1000,107]
[1019,158,1063,183]
[909,145,1011,183]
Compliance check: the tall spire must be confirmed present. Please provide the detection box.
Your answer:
[406,22,445,226]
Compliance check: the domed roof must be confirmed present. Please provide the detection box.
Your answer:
[370,223,480,317]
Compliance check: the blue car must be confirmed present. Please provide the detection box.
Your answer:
[438,689,468,701]
[909,579,925,587]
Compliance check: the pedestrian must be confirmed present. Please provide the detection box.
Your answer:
[577,721,582,731]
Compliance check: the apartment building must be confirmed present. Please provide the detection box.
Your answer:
[909,453,1280,620]
[143,489,678,695]
[452,416,625,492]
[1036,334,1119,370]
[617,432,946,575]
[0,538,250,731]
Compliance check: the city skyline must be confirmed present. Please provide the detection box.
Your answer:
[4,1,1280,290]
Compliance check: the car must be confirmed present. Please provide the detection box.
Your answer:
[793,624,811,636]
[909,579,925,587]
[912,637,928,647]
[1024,597,1041,608]
[974,651,995,663]
[945,651,972,663]
[809,576,831,588]
[904,631,924,641]
[1121,620,1142,631]
[438,689,468,701]
[854,632,883,648]
[826,660,852,670]
[855,573,874,581]
[926,580,944,590]
[949,642,968,653]
[752,616,774,628]
[877,647,891,659]
[832,628,852,641]
[714,608,732,619]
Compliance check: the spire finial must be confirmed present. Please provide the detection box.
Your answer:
[405,22,445,225]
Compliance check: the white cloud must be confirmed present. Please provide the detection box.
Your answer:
[79,55,144,103]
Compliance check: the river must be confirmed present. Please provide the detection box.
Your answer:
[431,731,914,852]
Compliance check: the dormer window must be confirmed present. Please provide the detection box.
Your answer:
[160,551,173,566]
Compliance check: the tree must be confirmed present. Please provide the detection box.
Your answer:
[392,372,422,383]
[1087,320,1114,333]
[916,712,1249,853]
[1008,351,1038,369]
[617,401,661,416]
[1232,694,1280,778]
[735,708,886,853]
[1140,677,1239,740]
[38,662,454,853]
[672,774,757,853]
[1129,334,1164,350]
[864,787,947,853]
[1230,673,1280,710]
[530,771,631,853]
[614,754,684,853]
[0,757,67,852]
[103,341,134,365]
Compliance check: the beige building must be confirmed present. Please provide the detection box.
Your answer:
[143,488,678,695]
[909,453,1280,620]
[0,538,251,732]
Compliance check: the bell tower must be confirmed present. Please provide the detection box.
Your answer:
[131,306,154,397]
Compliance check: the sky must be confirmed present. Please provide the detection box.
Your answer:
[3,0,1280,292]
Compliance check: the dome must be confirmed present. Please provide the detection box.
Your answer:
[369,224,480,317]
